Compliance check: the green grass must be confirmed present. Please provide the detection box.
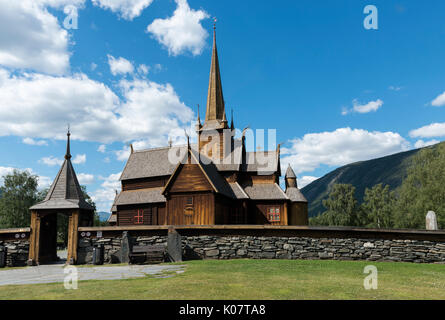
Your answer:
[0,259,444,300]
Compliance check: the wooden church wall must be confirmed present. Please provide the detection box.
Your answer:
[117,203,166,226]
[166,193,215,225]
[249,201,288,226]
[169,164,213,193]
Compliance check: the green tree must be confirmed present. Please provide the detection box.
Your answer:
[320,184,360,226]
[393,143,445,229]
[361,184,395,228]
[0,170,40,228]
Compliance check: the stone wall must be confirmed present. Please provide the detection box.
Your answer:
[76,226,445,264]
[0,239,30,267]
[78,234,167,264]
[182,236,445,263]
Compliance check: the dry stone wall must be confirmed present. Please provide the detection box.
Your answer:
[0,239,30,267]
[77,230,445,264]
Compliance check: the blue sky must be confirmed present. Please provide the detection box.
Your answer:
[0,0,444,212]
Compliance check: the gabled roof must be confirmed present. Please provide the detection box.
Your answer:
[228,182,249,199]
[243,183,289,200]
[115,188,166,205]
[286,187,307,203]
[162,147,236,199]
[30,131,94,211]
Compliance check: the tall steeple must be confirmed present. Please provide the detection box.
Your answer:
[204,22,227,128]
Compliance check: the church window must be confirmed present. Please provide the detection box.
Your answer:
[267,207,280,222]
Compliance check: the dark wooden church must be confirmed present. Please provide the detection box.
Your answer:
[109,28,308,227]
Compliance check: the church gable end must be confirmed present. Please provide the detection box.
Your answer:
[168,164,213,193]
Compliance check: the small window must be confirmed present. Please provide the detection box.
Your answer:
[267,207,280,222]
[186,196,193,206]
[134,209,144,224]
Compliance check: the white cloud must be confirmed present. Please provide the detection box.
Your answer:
[343,99,384,115]
[409,123,445,138]
[414,139,440,149]
[298,176,319,188]
[91,172,121,212]
[22,137,48,146]
[0,166,51,189]
[107,55,134,76]
[0,1,81,75]
[72,154,86,164]
[0,68,193,144]
[97,144,106,153]
[281,127,410,175]
[431,91,445,107]
[77,173,94,185]
[137,64,149,75]
[358,99,383,113]
[40,156,63,166]
[92,0,153,20]
[90,62,97,71]
[147,0,209,56]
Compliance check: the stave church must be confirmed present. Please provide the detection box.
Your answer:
[108,27,308,227]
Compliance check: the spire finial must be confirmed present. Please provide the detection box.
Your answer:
[65,124,71,160]
[168,136,173,148]
[213,17,217,30]
[197,104,201,125]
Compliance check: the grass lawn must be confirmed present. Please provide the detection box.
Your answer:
[0,259,444,299]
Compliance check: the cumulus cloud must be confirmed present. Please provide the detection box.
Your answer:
[409,123,445,138]
[414,139,440,149]
[91,0,153,20]
[147,0,209,56]
[281,127,410,175]
[77,173,94,185]
[91,172,122,212]
[0,1,82,75]
[22,137,48,146]
[431,91,445,107]
[72,154,86,164]
[342,99,383,115]
[107,55,134,76]
[40,156,63,166]
[0,68,194,145]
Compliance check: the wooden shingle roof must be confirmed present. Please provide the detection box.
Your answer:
[30,131,94,211]
[243,183,288,200]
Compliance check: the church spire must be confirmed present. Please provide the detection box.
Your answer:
[65,125,71,160]
[205,21,226,125]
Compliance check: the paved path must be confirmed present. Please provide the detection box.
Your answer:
[0,263,186,286]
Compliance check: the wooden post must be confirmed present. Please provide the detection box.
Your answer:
[67,211,79,265]
[28,211,41,266]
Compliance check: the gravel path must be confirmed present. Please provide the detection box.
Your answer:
[0,263,186,286]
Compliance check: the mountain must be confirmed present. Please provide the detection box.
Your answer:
[301,147,424,217]
[97,211,111,222]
